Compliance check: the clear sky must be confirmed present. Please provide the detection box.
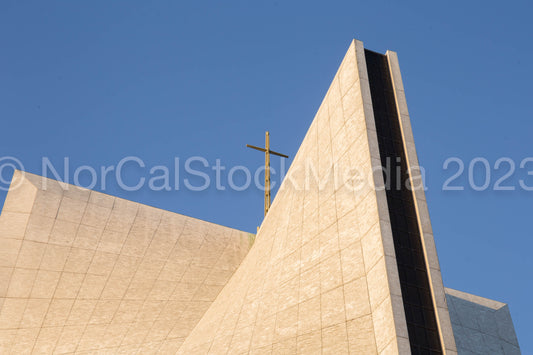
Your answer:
[1,0,531,351]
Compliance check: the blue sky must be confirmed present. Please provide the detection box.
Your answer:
[1,0,531,351]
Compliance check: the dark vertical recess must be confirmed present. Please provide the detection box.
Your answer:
[364,49,442,355]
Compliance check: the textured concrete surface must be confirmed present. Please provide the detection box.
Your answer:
[178,39,414,354]
[0,39,521,354]
[446,288,520,355]
[0,171,252,353]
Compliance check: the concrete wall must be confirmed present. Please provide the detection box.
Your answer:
[0,171,252,353]
[446,288,520,355]
[0,39,520,355]
[178,39,413,354]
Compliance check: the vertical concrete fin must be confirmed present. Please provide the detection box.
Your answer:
[385,50,457,354]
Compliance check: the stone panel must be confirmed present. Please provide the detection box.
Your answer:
[446,288,520,355]
[0,170,252,353]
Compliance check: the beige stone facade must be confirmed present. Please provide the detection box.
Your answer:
[0,39,520,354]
[178,39,424,354]
[0,171,252,353]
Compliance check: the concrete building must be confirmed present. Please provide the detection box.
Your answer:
[0,39,520,354]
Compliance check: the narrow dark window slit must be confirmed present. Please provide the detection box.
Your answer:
[364,49,443,355]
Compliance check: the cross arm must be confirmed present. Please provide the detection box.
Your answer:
[246,144,289,159]
[269,150,289,159]
[246,144,267,152]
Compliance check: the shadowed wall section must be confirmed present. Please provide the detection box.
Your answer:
[445,288,520,354]
[0,171,252,353]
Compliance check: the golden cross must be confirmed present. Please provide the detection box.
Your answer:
[247,131,288,216]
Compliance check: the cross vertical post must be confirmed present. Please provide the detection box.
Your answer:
[246,131,288,217]
[264,131,270,215]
